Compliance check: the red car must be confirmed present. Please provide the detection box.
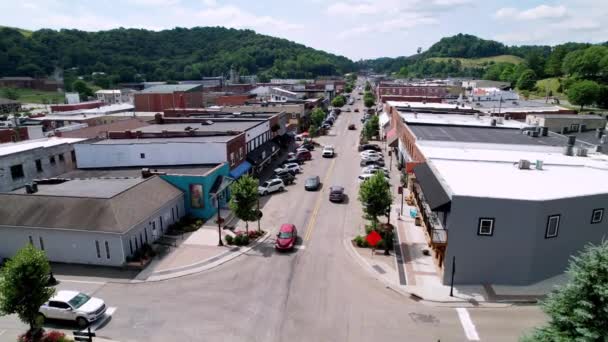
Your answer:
[275,224,298,250]
[296,150,312,161]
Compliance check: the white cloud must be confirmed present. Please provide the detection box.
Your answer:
[128,0,180,5]
[202,0,217,6]
[192,5,304,32]
[326,2,380,16]
[495,5,568,20]
[336,12,437,39]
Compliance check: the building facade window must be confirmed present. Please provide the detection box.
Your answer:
[546,214,560,238]
[58,154,65,162]
[28,236,33,245]
[71,150,76,163]
[39,237,45,251]
[50,156,56,165]
[35,159,43,172]
[140,153,146,159]
[144,229,148,243]
[477,218,495,236]
[129,240,133,255]
[160,216,163,231]
[591,208,604,224]
[105,241,110,259]
[95,241,101,258]
[10,164,24,180]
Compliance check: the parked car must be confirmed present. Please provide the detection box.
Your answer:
[275,163,301,175]
[360,159,385,167]
[322,145,335,158]
[361,154,384,162]
[304,176,321,191]
[275,224,298,251]
[274,170,295,185]
[322,123,332,130]
[358,173,389,183]
[360,171,390,180]
[298,142,315,151]
[354,108,360,112]
[258,179,286,195]
[360,150,383,157]
[329,186,345,203]
[283,156,304,165]
[296,150,312,161]
[358,144,382,152]
[348,124,356,130]
[362,165,389,174]
[344,108,351,112]
[38,291,107,328]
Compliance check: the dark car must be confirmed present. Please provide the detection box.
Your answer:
[274,170,295,185]
[322,123,331,130]
[296,150,312,161]
[348,124,356,130]
[354,108,360,112]
[358,144,382,152]
[284,156,304,165]
[304,176,321,191]
[360,159,385,167]
[299,142,315,151]
[275,224,298,251]
[329,186,345,202]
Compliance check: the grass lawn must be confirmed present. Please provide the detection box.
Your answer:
[1,88,65,104]
[427,55,524,67]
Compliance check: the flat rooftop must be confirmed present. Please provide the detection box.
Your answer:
[423,146,608,200]
[91,135,236,145]
[11,178,144,198]
[61,164,218,177]
[0,137,86,157]
[139,121,262,133]
[409,125,569,146]
[470,99,568,113]
[400,112,524,128]
[388,101,474,111]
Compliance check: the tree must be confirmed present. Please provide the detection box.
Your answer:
[0,244,55,332]
[567,80,600,111]
[358,172,393,230]
[363,115,380,139]
[2,88,20,100]
[364,97,375,108]
[522,241,608,341]
[516,69,537,91]
[72,80,93,99]
[310,108,325,127]
[397,66,409,78]
[364,82,371,92]
[525,51,546,79]
[597,86,608,109]
[309,124,319,137]
[331,95,346,108]
[228,175,260,233]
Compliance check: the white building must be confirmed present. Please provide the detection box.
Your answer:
[270,87,299,102]
[96,89,133,104]
[470,87,519,101]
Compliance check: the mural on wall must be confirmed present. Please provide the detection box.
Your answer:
[190,184,204,209]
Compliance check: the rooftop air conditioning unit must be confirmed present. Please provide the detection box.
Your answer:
[518,159,531,169]
[576,147,588,157]
[535,160,544,170]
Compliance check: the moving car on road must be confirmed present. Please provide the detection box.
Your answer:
[348,124,356,130]
[275,224,298,251]
[329,186,345,203]
[258,179,285,195]
[322,145,335,158]
[305,176,321,191]
[38,291,107,328]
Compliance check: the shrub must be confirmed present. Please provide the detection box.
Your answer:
[233,234,243,246]
[353,235,364,247]
[225,235,234,245]
[241,235,250,246]
[195,220,203,226]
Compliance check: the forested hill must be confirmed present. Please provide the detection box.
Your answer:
[0,26,355,83]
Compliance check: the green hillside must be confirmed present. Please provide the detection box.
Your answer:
[427,55,524,67]
[0,26,32,37]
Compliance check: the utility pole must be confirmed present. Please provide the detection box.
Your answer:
[450,256,456,297]
[217,195,224,247]
[257,198,261,232]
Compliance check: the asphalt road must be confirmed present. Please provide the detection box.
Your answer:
[0,84,547,341]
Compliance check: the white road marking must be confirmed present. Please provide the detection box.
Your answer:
[456,308,480,341]
[56,278,107,285]
[294,245,306,250]
[82,307,117,332]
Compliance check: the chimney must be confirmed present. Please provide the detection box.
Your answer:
[596,128,604,140]
[564,145,574,156]
[135,130,143,138]
[141,168,152,178]
[25,184,34,194]
[567,135,576,146]
[125,130,132,138]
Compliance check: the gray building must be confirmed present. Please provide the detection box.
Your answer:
[411,144,608,285]
[0,137,85,192]
[0,176,184,266]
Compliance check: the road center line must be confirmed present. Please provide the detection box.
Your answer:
[304,154,337,241]
[456,308,480,341]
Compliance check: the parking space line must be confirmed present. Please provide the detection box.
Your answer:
[456,308,480,341]
[304,158,337,241]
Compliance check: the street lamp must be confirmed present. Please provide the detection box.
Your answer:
[216,195,224,247]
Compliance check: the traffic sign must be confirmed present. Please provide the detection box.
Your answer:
[366,230,382,247]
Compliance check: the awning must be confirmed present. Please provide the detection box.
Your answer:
[229,161,252,179]
[412,162,451,211]
[387,127,398,147]
[379,112,390,127]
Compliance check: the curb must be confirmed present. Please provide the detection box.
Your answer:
[141,232,271,282]
[343,238,515,308]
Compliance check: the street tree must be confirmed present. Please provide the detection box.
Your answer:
[567,80,600,111]
[516,69,537,91]
[365,82,371,92]
[364,97,375,108]
[310,108,325,127]
[0,244,55,332]
[228,175,260,233]
[309,124,319,137]
[72,80,94,99]
[521,241,608,341]
[331,95,346,108]
[358,171,392,230]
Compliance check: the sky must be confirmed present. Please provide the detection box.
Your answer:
[0,0,606,60]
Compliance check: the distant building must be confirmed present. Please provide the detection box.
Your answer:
[50,101,102,113]
[134,84,204,112]
[376,83,448,102]
[0,126,44,143]
[0,98,21,114]
[270,87,299,102]
[461,79,511,89]
[525,114,607,135]
[0,137,84,192]
[0,77,63,92]
[469,87,519,101]
[65,92,80,104]
[55,118,150,139]
[95,89,132,104]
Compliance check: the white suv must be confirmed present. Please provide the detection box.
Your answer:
[274,163,301,175]
[322,146,335,158]
[39,291,106,327]
[258,179,286,196]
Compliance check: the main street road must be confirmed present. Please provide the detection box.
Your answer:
[0,83,547,342]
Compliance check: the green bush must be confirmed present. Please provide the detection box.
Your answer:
[353,235,364,247]
[233,234,243,246]
[241,235,250,246]
[225,235,234,245]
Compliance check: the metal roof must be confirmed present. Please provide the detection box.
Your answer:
[139,84,202,94]
[412,163,451,211]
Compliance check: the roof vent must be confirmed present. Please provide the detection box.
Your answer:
[601,135,607,144]
[576,147,588,157]
[518,159,531,169]
[564,145,574,156]
[535,160,543,170]
[531,130,540,138]
[540,127,549,136]
[567,135,576,146]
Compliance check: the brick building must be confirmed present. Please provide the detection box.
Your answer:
[376,83,448,102]
[134,84,204,112]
